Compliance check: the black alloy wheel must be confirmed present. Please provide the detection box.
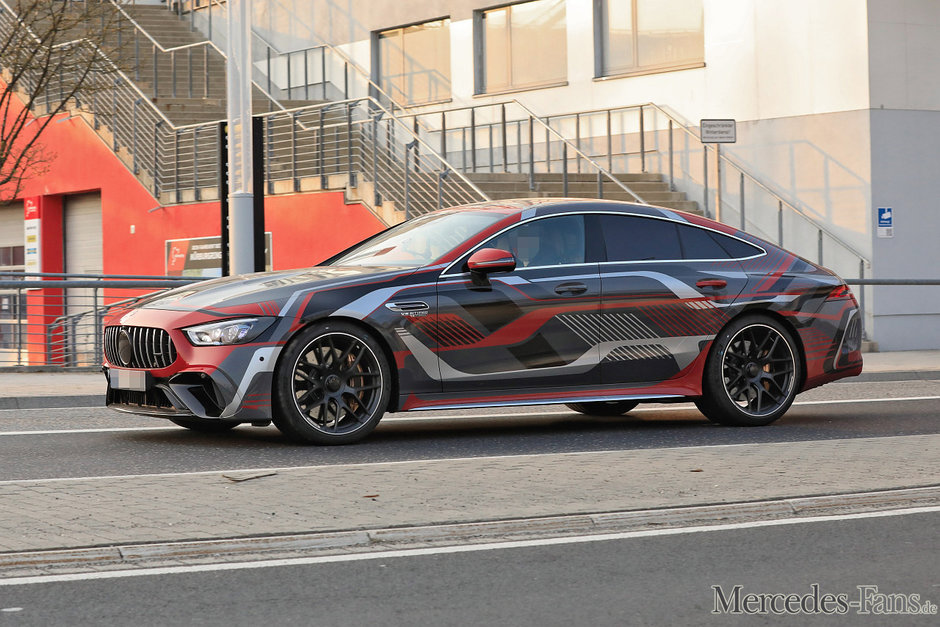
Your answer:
[565,400,639,416]
[697,316,801,426]
[273,321,391,445]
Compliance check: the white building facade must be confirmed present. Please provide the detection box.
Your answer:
[234,0,940,350]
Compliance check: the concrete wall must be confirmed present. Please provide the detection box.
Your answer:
[864,0,940,349]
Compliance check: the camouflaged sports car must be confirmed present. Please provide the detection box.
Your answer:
[103,199,862,444]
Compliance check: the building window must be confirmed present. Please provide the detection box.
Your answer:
[0,245,25,352]
[377,18,451,106]
[476,0,567,94]
[596,0,704,78]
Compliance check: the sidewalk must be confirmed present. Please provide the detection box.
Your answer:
[1,349,938,407]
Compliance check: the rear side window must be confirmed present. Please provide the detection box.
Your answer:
[596,215,681,261]
[710,231,763,258]
[593,214,764,262]
[677,224,730,259]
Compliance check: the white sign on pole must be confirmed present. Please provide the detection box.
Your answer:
[700,119,737,143]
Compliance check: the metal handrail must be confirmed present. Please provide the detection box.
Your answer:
[396,100,647,203]
[255,96,490,202]
[641,103,870,267]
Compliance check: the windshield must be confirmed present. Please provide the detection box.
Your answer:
[330,210,507,268]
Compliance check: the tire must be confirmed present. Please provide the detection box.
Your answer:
[169,417,239,433]
[565,400,639,416]
[272,321,391,445]
[696,315,801,426]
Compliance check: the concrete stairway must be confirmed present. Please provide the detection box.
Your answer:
[465,172,701,214]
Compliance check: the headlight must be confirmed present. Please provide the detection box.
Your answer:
[183,318,274,346]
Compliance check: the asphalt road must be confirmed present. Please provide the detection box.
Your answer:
[0,509,936,626]
[0,379,937,481]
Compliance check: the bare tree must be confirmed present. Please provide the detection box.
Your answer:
[0,0,126,202]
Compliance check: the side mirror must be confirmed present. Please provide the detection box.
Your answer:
[467,248,516,286]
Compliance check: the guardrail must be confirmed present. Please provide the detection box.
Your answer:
[2,274,935,370]
[0,276,200,368]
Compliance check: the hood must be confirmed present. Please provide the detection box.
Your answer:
[133,265,411,313]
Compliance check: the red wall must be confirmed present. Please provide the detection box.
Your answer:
[4,101,386,275]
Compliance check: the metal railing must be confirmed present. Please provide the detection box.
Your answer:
[0,1,484,218]
[398,100,646,203]
[3,272,937,370]
[530,103,872,277]
[255,97,487,217]
[0,274,199,368]
[105,0,284,108]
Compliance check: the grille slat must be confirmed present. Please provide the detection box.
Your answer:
[104,325,177,369]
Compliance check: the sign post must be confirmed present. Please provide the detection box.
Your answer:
[700,119,737,222]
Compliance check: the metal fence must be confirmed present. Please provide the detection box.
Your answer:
[0,274,198,369]
[2,273,937,371]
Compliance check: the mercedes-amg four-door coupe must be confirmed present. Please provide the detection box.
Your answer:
[103,199,863,444]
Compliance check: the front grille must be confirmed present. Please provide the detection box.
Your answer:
[104,325,178,369]
[108,387,176,410]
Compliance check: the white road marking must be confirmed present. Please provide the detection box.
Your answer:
[0,427,176,436]
[0,395,938,435]
[0,505,937,587]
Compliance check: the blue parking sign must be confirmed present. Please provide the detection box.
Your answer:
[877,207,894,238]
[877,207,893,228]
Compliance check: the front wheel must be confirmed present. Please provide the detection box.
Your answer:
[272,321,391,445]
[565,400,639,416]
[696,316,801,426]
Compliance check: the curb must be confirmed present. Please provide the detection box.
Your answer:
[2,485,938,577]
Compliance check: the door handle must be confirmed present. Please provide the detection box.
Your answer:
[696,279,727,289]
[554,282,588,296]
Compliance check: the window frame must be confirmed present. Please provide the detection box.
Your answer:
[474,0,569,96]
[588,213,765,264]
[593,0,705,80]
[373,17,453,107]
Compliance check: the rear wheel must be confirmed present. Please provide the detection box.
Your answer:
[696,316,801,426]
[565,400,639,416]
[272,321,391,445]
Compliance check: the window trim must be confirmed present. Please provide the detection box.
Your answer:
[440,211,766,278]
[374,16,452,107]
[474,0,568,95]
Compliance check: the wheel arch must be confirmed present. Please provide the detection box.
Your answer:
[711,308,808,393]
[272,315,401,413]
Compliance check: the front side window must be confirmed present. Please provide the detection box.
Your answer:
[377,18,451,105]
[597,0,704,78]
[484,215,585,268]
[477,0,567,94]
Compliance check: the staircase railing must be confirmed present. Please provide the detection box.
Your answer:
[105,0,284,109]
[395,100,647,203]
[164,97,488,216]
[1,1,485,219]
[184,0,409,115]
[532,103,871,279]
